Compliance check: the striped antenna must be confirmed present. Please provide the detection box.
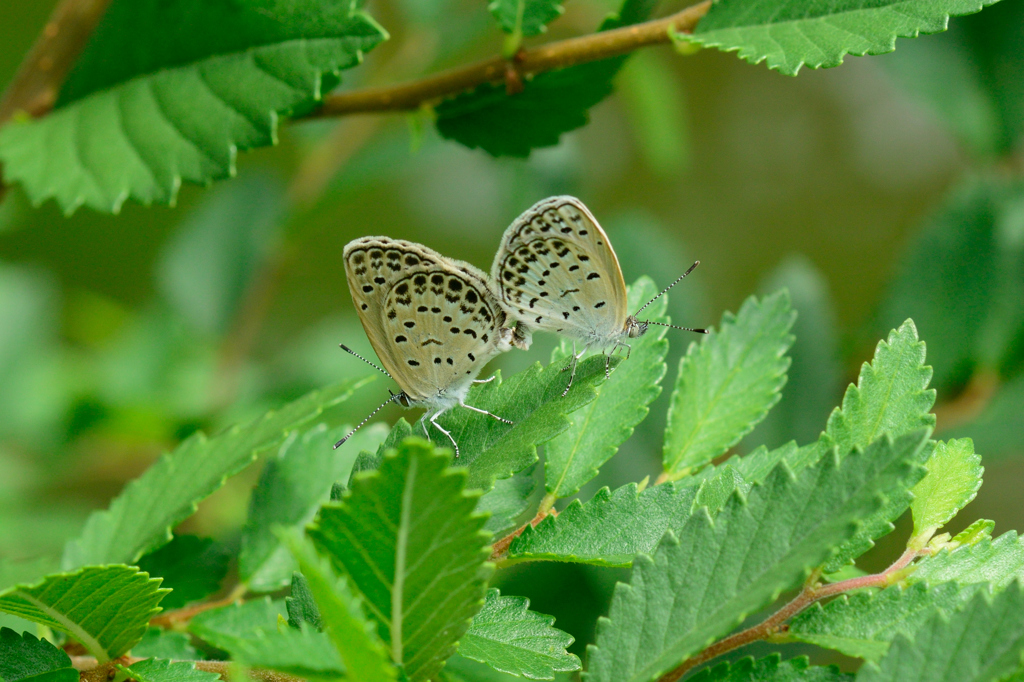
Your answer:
[335,391,405,449]
[340,344,391,378]
[634,261,700,316]
[645,321,708,334]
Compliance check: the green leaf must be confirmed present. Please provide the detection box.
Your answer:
[240,421,386,592]
[0,565,166,662]
[190,597,346,679]
[662,291,796,478]
[308,439,493,681]
[583,430,928,682]
[285,531,397,681]
[480,471,537,537]
[0,0,387,214]
[489,0,564,37]
[286,572,323,632]
[687,0,1001,76]
[617,51,690,178]
[913,530,1024,589]
[856,585,1024,682]
[132,628,200,660]
[435,0,656,157]
[458,589,580,680]
[118,659,220,682]
[911,438,983,537]
[0,627,76,682]
[61,379,369,570]
[137,535,230,610]
[545,277,669,499]
[506,481,699,567]
[685,655,850,682]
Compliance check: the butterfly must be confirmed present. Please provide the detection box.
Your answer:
[490,195,708,393]
[337,237,516,457]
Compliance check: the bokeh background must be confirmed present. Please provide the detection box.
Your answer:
[2,0,1023,668]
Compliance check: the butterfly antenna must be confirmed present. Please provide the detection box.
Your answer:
[335,392,404,448]
[339,344,392,379]
[645,321,709,334]
[634,261,701,316]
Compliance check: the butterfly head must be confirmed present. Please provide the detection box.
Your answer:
[625,315,649,339]
[389,388,413,408]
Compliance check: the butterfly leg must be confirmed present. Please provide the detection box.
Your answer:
[461,402,514,425]
[473,375,496,384]
[427,410,460,458]
[560,343,586,397]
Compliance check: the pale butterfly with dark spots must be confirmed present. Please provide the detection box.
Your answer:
[490,195,708,394]
[337,237,516,457]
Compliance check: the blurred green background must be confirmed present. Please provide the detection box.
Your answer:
[2,0,1023,665]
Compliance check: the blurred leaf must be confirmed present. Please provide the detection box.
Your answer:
[479,471,536,537]
[911,438,983,537]
[132,628,200,659]
[157,174,284,335]
[0,565,166,662]
[459,588,579,680]
[118,659,220,682]
[856,585,1024,682]
[190,596,283,644]
[507,481,699,567]
[286,572,322,631]
[240,421,387,593]
[0,627,76,682]
[687,0,1001,76]
[62,379,371,570]
[545,277,668,499]
[584,431,928,682]
[435,0,656,157]
[617,51,689,177]
[489,0,564,37]
[0,0,387,213]
[137,535,230,610]
[285,533,396,680]
[308,439,492,681]
[951,374,1024,461]
[662,291,795,479]
[685,656,849,682]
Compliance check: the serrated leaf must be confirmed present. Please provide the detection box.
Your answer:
[856,585,1024,682]
[459,588,579,680]
[545,277,669,499]
[583,430,928,682]
[61,379,369,570]
[132,628,200,660]
[190,597,346,679]
[435,0,656,157]
[507,481,699,567]
[913,531,1024,589]
[0,627,76,682]
[686,655,850,682]
[911,438,983,537]
[371,358,608,491]
[0,565,166,662]
[240,421,386,592]
[688,0,1001,77]
[118,659,221,682]
[285,533,396,681]
[480,471,537,537]
[662,291,795,478]
[0,0,387,213]
[286,572,323,631]
[137,535,230,609]
[309,439,493,681]
[951,518,995,546]
[489,0,564,37]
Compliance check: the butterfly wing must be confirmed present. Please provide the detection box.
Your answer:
[490,196,629,341]
[345,237,511,402]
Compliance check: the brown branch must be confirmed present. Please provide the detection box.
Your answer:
[657,547,925,682]
[934,370,1000,434]
[316,0,711,117]
[490,506,557,562]
[73,657,304,682]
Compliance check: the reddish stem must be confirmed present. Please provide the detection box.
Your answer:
[490,507,557,561]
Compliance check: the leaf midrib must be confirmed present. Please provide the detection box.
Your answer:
[391,456,418,665]
[14,589,108,663]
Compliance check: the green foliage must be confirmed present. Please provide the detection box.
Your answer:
[913,530,1024,588]
[545,277,669,499]
[0,0,387,214]
[0,627,76,682]
[308,439,492,681]
[584,430,928,682]
[286,572,323,631]
[688,0,1002,76]
[856,585,1024,682]
[686,655,850,682]
[0,565,167,662]
[118,659,221,682]
[662,291,795,478]
[458,588,580,680]
[240,421,385,592]
[479,471,537,536]
[137,535,230,610]
[489,0,565,38]
[911,438,983,537]
[132,628,201,660]
[62,379,368,569]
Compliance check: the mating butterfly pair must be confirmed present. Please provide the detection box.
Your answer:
[338,196,707,456]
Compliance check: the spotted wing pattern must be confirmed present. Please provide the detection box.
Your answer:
[345,237,511,402]
[491,196,628,341]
